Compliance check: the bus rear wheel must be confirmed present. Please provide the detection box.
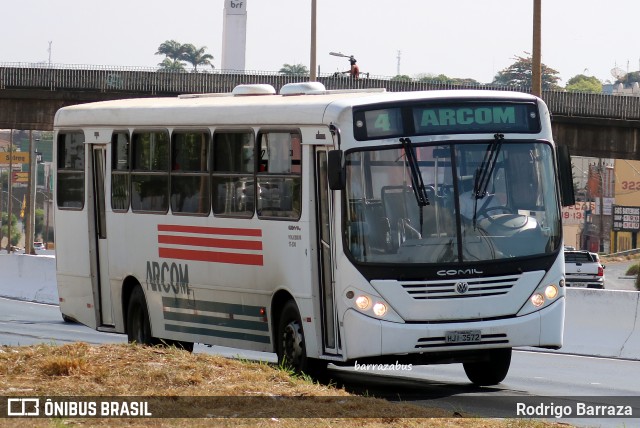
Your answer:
[277,301,308,372]
[463,348,512,386]
[126,286,157,346]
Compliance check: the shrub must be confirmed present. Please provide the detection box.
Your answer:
[626,264,640,276]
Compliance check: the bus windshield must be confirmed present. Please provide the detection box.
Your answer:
[344,140,561,264]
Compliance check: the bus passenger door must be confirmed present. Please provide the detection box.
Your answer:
[315,149,339,355]
[89,145,113,326]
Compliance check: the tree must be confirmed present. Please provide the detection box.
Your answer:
[156,40,185,60]
[492,53,561,90]
[1,212,21,247]
[566,74,602,93]
[156,40,187,72]
[391,75,412,81]
[279,63,309,76]
[157,58,186,73]
[181,44,214,72]
[615,71,640,87]
[416,73,480,86]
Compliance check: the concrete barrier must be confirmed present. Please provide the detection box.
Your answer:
[2,253,640,360]
[561,288,640,359]
[0,253,58,305]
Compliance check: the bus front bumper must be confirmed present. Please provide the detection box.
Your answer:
[341,297,564,361]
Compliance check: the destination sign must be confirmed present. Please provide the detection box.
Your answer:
[353,102,540,140]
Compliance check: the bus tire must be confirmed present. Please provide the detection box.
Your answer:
[61,314,76,323]
[463,348,511,386]
[126,286,156,346]
[277,300,311,374]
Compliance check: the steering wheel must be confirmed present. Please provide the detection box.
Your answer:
[477,205,515,219]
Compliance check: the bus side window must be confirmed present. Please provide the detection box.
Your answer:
[111,132,130,212]
[212,131,255,217]
[130,130,170,213]
[57,131,85,210]
[256,132,302,220]
[171,131,210,215]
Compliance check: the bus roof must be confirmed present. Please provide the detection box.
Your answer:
[54,87,539,129]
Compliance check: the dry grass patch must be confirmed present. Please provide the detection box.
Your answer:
[0,343,567,428]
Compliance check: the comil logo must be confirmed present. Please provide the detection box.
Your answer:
[7,398,39,416]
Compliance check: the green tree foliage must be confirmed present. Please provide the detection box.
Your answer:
[156,40,185,60]
[181,44,214,72]
[157,58,186,73]
[416,73,480,86]
[566,74,602,93]
[391,75,412,82]
[614,71,640,88]
[492,53,561,89]
[1,212,21,246]
[35,208,44,239]
[279,64,309,76]
[156,40,215,72]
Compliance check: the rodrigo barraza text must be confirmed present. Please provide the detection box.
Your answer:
[516,402,632,418]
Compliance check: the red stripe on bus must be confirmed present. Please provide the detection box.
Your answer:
[159,247,264,266]
[158,234,262,251]
[158,224,262,237]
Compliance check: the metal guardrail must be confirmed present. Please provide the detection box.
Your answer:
[2,62,640,122]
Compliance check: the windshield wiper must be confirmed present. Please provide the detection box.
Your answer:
[400,137,430,207]
[472,133,504,227]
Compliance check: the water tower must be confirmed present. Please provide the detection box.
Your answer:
[221,0,247,71]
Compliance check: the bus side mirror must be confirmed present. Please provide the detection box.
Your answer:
[557,145,575,207]
[328,150,345,190]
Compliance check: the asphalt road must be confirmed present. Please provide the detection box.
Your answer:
[600,258,639,291]
[1,296,640,427]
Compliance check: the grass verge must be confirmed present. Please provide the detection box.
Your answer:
[0,343,566,427]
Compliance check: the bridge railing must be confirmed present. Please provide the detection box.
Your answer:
[2,63,640,121]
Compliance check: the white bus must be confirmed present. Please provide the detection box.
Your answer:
[54,82,575,385]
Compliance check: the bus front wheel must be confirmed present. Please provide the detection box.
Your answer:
[126,286,156,346]
[463,348,512,386]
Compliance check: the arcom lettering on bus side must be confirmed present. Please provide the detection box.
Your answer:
[145,261,190,295]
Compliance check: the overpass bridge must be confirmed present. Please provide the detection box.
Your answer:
[1,63,639,160]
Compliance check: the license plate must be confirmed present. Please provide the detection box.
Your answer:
[569,283,586,288]
[445,330,481,343]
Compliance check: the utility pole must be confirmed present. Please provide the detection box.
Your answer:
[598,158,605,253]
[26,131,36,255]
[6,130,13,253]
[531,0,542,96]
[397,51,401,76]
[310,0,317,81]
[0,166,3,247]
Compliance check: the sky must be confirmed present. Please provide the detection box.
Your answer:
[2,0,638,85]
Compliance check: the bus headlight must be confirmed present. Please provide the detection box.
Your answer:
[372,302,387,317]
[545,285,558,299]
[531,293,545,307]
[355,295,371,310]
[345,289,402,321]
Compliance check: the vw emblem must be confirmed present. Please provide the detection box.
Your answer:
[455,282,469,294]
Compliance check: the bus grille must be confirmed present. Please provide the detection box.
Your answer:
[415,333,509,349]
[400,274,520,300]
